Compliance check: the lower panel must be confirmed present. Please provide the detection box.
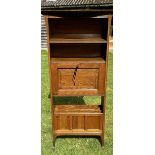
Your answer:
[53,105,103,136]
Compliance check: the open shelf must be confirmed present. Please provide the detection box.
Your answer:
[50,43,107,59]
[49,18,108,42]
[50,38,107,43]
[50,34,107,43]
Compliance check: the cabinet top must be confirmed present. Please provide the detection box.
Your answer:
[41,0,113,15]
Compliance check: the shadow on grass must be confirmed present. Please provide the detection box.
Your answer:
[55,135,102,146]
[53,96,85,105]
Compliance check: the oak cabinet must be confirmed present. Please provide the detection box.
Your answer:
[45,14,112,146]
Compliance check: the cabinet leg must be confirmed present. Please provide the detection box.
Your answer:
[101,96,105,147]
[53,135,56,147]
[100,135,104,146]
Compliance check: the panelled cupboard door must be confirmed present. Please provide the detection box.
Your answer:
[51,61,105,96]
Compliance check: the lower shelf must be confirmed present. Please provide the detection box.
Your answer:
[55,129,102,136]
[53,105,103,136]
[54,105,102,114]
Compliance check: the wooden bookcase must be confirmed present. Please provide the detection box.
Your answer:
[45,15,112,146]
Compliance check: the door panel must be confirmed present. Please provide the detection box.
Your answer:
[51,62,105,96]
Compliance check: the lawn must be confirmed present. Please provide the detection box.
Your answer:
[41,51,113,155]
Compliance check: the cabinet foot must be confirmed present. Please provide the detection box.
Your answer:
[100,135,104,146]
[53,135,56,147]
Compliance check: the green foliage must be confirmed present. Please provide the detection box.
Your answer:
[41,51,113,155]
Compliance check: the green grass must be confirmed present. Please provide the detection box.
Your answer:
[41,51,113,155]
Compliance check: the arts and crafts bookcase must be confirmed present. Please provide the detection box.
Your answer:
[45,14,112,146]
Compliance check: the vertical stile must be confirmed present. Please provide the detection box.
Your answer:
[70,115,72,130]
[102,15,112,144]
[84,115,86,131]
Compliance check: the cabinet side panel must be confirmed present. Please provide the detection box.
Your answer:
[51,63,58,95]
[102,15,112,144]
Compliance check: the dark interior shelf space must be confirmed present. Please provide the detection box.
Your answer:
[50,43,107,59]
[49,18,108,43]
